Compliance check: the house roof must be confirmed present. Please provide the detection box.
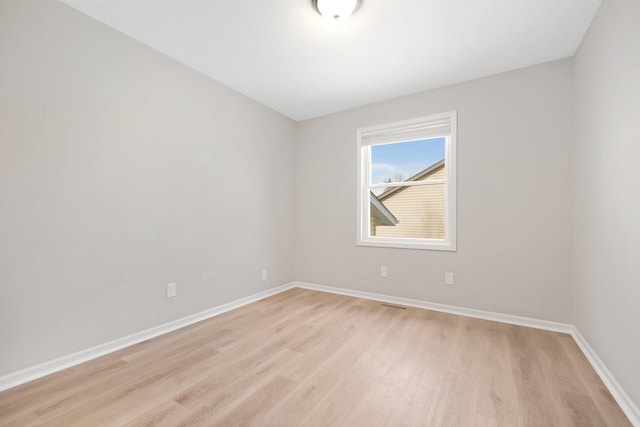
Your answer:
[378,159,445,201]
[370,192,398,226]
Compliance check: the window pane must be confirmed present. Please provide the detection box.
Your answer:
[370,137,445,187]
[371,181,445,239]
[369,137,447,239]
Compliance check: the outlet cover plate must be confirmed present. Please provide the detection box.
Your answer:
[445,272,454,285]
[167,283,177,298]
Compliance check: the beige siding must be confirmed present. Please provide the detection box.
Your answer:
[423,166,445,180]
[370,214,376,235]
[375,165,445,239]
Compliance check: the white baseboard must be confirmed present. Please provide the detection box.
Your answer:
[570,327,640,426]
[0,282,295,392]
[293,281,572,333]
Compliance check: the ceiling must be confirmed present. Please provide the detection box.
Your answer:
[60,0,601,121]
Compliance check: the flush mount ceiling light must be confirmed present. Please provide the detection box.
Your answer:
[313,0,359,22]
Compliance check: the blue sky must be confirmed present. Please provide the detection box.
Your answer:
[371,137,445,184]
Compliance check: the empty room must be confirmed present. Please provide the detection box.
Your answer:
[0,0,638,425]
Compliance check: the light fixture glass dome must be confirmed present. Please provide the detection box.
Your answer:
[315,0,358,22]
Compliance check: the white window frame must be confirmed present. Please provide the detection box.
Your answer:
[356,111,457,251]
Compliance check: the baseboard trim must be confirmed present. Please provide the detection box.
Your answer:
[293,281,572,333]
[0,282,296,392]
[570,326,640,426]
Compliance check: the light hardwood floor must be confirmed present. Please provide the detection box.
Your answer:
[0,288,631,426]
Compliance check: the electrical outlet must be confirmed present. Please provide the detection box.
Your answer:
[166,283,177,298]
[380,266,388,278]
[262,269,267,281]
[445,272,454,286]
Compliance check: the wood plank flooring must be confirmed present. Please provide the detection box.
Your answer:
[0,288,631,426]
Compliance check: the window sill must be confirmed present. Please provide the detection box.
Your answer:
[357,238,456,251]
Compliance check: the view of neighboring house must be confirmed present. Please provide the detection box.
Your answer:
[369,192,398,236]
[370,159,445,239]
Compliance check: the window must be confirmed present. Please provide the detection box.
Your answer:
[357,111,457,251]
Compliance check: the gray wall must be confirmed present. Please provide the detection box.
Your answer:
[0,0,296,375]
[573,0,640,406]
[295,60,574,323]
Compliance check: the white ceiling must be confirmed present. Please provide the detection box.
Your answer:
[60,0,601,121]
